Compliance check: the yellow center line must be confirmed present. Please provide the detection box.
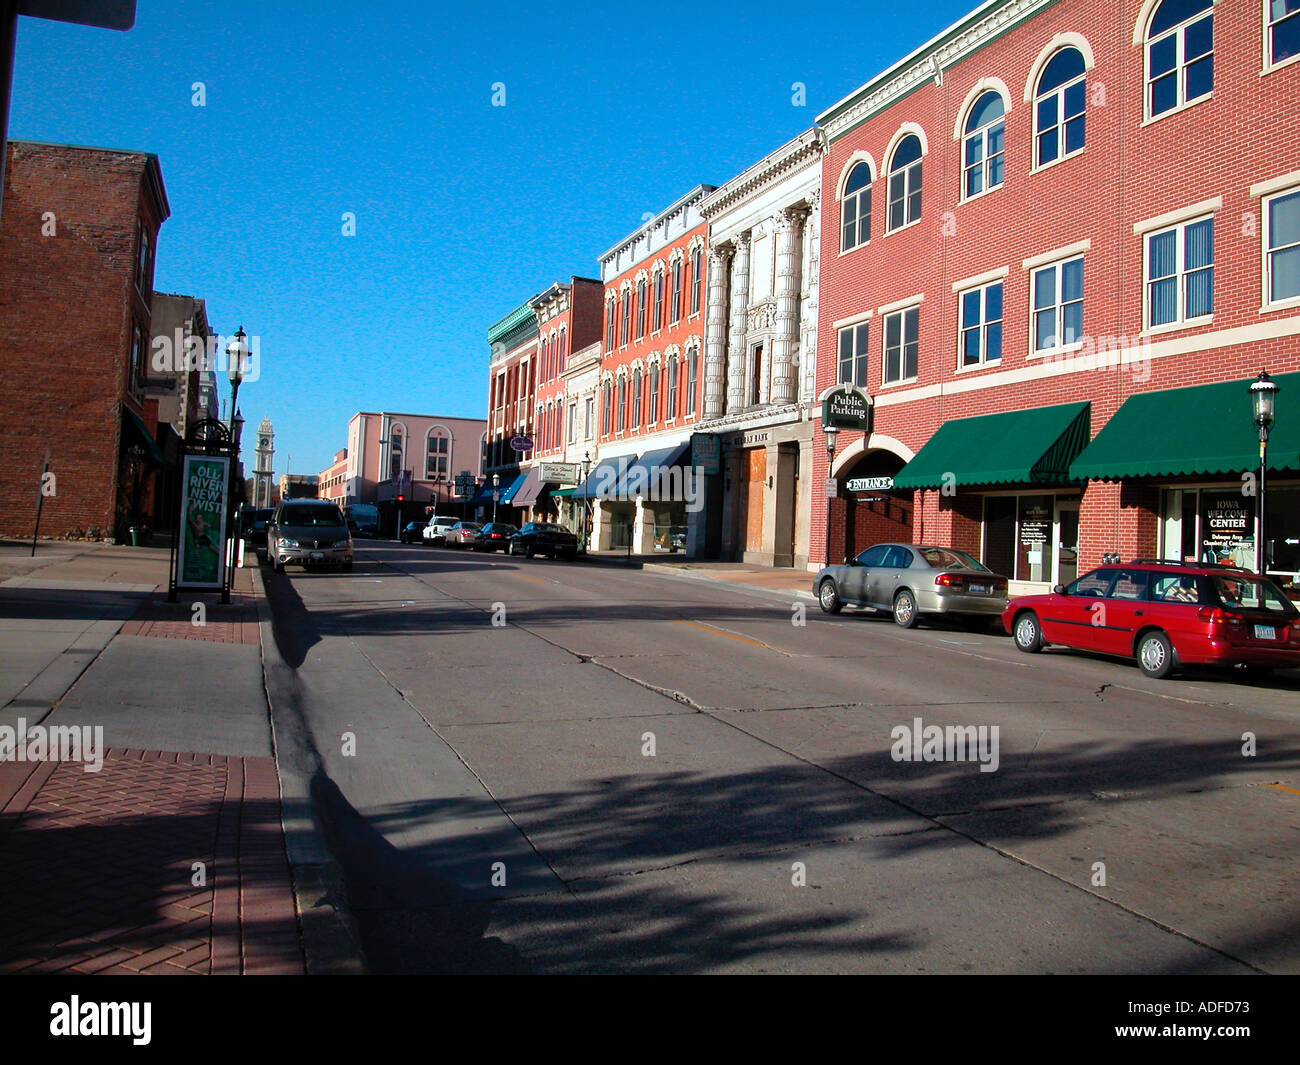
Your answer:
[1267,783,1300,796]
[674,618,775,650]
[512,573,549,584]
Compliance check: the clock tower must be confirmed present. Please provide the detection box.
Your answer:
[253,417,275,508]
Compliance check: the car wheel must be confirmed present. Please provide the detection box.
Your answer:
[893,589,919,629]
[1136,630,1174,679]
[524,544,534,559]
[818,578,843,615]
[1013,611,1043,652]
[561,550,575,562]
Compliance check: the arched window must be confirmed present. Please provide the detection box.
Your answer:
[668,358,679,418]
[558,327,567,368]
[425,427,450,481]
[617,376,627,432]
[633,368,643,428]
[649,360,661,423]
[601,380,611,436]
[887,136,922,231]
[841,161,873,250]
[620,289,631,347]
[653,269,665,331]
[1035,48,1086,166]
[636,279,647,339]
[691,245,704,315]
[605,299,616,352]
[963,91,1006,198]
[687,347,699,416]
[389,425,405,481]
[1146,0,1213,118]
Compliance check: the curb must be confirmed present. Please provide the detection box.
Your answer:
[248,560,368,975]
[639,561,818,602]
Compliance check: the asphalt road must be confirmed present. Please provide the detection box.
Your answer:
[261,540,1300,974]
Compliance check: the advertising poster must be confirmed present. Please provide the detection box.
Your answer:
[178,453,229,589]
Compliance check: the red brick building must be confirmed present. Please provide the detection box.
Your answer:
[813,0,1300,593]
[581,185,714,551]
[0,141,171,540]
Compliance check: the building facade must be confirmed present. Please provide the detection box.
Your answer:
[0,141,171,540]
[579,185,715,553]
[811,0,1300,594]
[694,128,823,567]
[319,448,348,503]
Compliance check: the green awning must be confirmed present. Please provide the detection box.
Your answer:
[894,401,1090,490]
[550,487,575,498]
[122,407,169,466]
[1070,373,1300,482]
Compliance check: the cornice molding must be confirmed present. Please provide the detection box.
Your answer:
[700,128,825,217]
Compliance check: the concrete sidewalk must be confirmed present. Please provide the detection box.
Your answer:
[0,541,305,974]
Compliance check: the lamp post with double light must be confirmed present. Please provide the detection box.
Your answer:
[492,472,500,525]
[225,329,251,601]
[1250,371,1278,577]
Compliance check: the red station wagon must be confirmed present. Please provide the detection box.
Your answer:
[1003,560,1300,679]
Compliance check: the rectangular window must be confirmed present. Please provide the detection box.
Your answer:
[637,281,647,339]
[131,322,145,390]
[654,274,664,331]
[425,435,448,479]
[649,366,660,423]
[1272,0,1300,66]
[606,301,616,352]
[620,292,631,347]
[668,360,678,418]
[882,307,918,384]
[691,248,703,315]
[837,322,869,387]
[1146,217,1212,328]
[568,402,577,444]
[1265,188,1300,304]
[135,223,152,295]
[618,378,627,432]
[671,261,683,323]
[585,397,594,439]
[602,386,610,436]
[632,374,642,428]
[1031,256,1084,351]
[687,351,698,415]
[959,282,1003,367]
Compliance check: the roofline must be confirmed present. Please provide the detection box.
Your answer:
[8,139,170,220]
[597,183,717,264]
[699,128,825,217]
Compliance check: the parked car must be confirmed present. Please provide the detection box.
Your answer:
[813,543,1009,628]
[509,522,578,560]
[444,521,482,548]
[472,522,519,552]
[399,521,428,544]
[240,506,273,548]
[423,517,458,545]
[267,499,353,573]
[1004,559,1300,679]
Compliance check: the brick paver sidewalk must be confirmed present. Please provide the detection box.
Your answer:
[120,567,260,644]
[0,749,304,975]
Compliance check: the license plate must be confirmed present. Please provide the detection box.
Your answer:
[1254,625,1275,640]
[310,552,324,561]
[968,583,987,595]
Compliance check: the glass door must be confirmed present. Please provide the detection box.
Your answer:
[1055,502,1079,586]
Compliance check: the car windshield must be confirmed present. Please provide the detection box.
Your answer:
[533,524,567,533]
[918,547,989,571]
[281,506,345,527]
[1214,576,1296,614]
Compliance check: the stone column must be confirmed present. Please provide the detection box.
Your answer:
[726,234,750,413]
[704,245,732,420]
[770,207,806,406]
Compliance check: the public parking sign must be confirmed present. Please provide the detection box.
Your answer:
[821,386,873,432]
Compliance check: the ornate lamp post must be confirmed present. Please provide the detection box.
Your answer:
[824,424,839,566]
[581,450,592,554]
[1250,371,1278,576]
[492,472,500,524]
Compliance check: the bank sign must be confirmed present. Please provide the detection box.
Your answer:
[821,386,872,432]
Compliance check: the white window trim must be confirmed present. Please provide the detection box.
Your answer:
[881,305,920,387]
[1132,196,1221,236]
[959,106,1006,203]
[1262,185,1300,311]
[836,320,871,389]
[1028,255,1085,355]
[1023,238,1091,271]
[1140,213,1215,335]
[955,279,1004,371]
[1141,1,1216,123]
[831,308,874,331]
[1262,0,1300,74]
[1030,61,1087,174]
[877,293,924,316]
[951,265,1009,293]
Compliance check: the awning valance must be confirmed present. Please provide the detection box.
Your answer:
[893,401,1090,490]
[571,455,634,500]
[1069,373,1300,482]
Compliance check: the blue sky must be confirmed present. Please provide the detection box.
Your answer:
[10,0,972,476]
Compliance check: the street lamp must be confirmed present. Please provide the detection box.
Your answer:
[1250,370,1279,576]
[226,327,250,432]
[824,424,839,566]
[492,472,500,524]
[581,450,592,555]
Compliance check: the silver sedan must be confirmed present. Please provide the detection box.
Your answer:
[813,543,1009,629]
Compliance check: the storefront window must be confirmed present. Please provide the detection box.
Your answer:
[983,493,1072,582]
[1017,495,1055,582]
[1162,485,1299,590]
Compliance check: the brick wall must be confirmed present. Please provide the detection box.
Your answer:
[0,142,168,539]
